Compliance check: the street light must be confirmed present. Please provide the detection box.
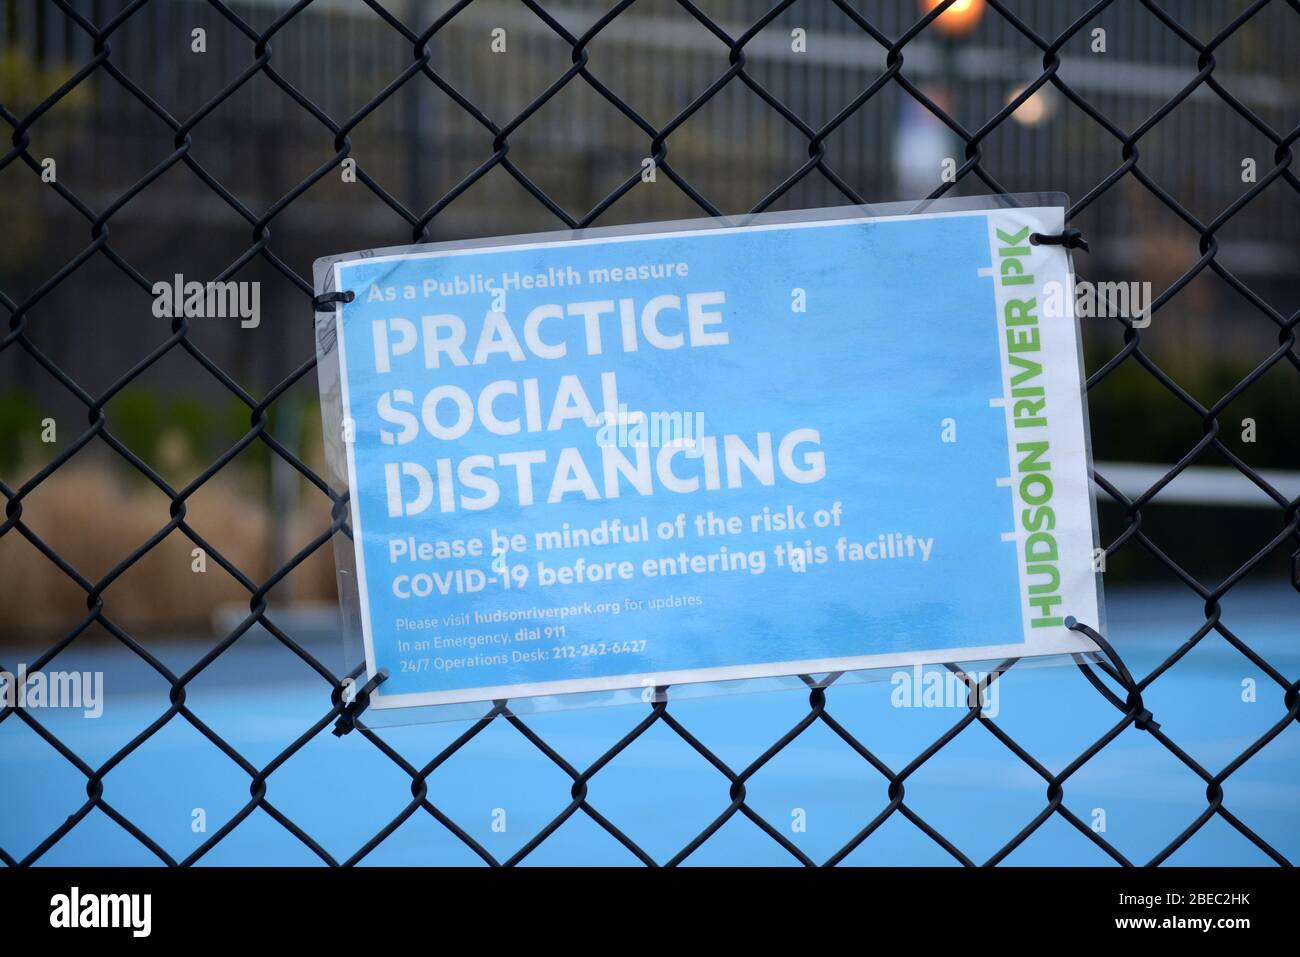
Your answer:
[1007,84,1057,126]
[909,0,983,197]
[920,0,985,36]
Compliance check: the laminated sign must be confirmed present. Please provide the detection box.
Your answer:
[314,201,1103,712]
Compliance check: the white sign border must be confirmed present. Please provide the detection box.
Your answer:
[326,205,1102,709]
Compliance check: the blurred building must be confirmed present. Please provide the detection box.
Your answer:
[3,0,1297,396]
[0,0,1294,452]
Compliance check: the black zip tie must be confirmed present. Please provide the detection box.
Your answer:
[1066,617,1161,732]
[1029,228,1088,253]
[1291,547,1299,593]
[314,290,355,309]
[332,668,388,737]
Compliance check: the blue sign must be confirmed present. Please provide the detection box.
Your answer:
[316,206,1102,708]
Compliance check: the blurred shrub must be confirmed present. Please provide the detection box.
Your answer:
[103,386,325,487]
[0,390,41,472]
[1084,344,1300,469]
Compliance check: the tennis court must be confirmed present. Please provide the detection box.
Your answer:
[4,584,1295,866]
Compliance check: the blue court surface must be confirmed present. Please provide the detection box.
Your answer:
[2,585,1296,866]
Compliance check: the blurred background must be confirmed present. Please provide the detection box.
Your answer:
[2,0,1298,639]
[0,0,1297,866]
[2,0,1298,638]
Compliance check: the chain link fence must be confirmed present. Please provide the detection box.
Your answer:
[1,0,1297,866]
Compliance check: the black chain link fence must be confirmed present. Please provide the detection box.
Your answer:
[1,0,1297,867]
